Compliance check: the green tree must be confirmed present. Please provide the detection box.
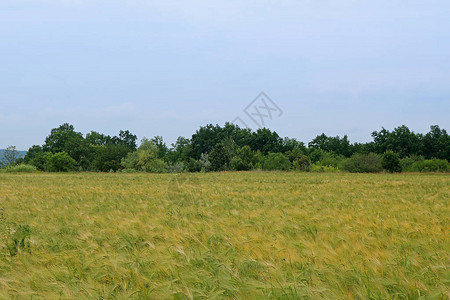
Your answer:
[381,150,402,173]
[44,152,76,172]
[43,123,92,168]
[93,143,130,172]
[308,134,353,157]
[342,153,383,173]
[262,153,291,171]
[250,128,283,154]
[0,146,20,168]
[422,125,449,160]
[85,131,110,146]
[151,136,169,160]
[210,143,230,171]
[167,137,192,164]
[230,145,255,171]
[371,125,423,158]
[121,138,168,173]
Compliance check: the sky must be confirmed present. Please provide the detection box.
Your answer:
[1,0,449,150]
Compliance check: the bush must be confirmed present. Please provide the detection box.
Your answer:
[233,145,256,171]
[262,153,291,171]
[292,154,311,171]
[43,152,76,172]
[381,150,401,173]
[230,157,248,171]
[342,153,383,173]
[167,162,186,173]
[400,155,424,172]
[310,164,340,173]
[121,144,168,173]
[210,143,230,171]
[410,159,449,172]
[0,164,37,173]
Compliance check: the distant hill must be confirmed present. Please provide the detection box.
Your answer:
[0,149,27,159]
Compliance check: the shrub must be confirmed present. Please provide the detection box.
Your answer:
[400,155,424,172]
[342,153,383,173]
[210,143,230,171]
[198,153,211,172]
[230,157,248,171]
[121,145,168,173]
[0,164,37,173]
[292,154,310,171]
[310,164,340,173]
[167,162,186,173]
[186,158,202,172]
[230,146,256,171]
[44,152,76,172]
[410,159,449,172]
[262,153,291,171]
[381,150,401,173]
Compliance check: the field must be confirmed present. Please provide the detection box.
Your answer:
[0,172,448,299]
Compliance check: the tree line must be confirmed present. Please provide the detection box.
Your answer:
[1,123,449,173]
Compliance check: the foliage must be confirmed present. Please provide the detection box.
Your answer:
[410,159,449,172]
[295,155,311,171]
[310,164,340,172]
[166,162,186,173]
[308,133,353,157]
[422,125,450,160]
[342,153,383,173]
[0,164,37,173]
[371,125,423,158]
[43,152,76,172]
[399,155,424,172]
[121,138,167,173]
[381,150,402,173]
[19,123,450,173]
[262,152,291,171]
[209,143,230,171]
[93,143,130,172]
[230,145,255,171]
[0,146,20,168]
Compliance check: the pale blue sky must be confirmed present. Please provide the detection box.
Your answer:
[1,1,449,150]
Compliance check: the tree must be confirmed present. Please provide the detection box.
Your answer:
[250,128,283,154]
[0,146,20,167]
[151,136,169,160]
[43,123,92,168]
[422,125,450,160]
[342,153,383,173]
[86,131,110,146]
[24,145,43,163]
[43,152,76,172]
[119,130,138,151]
[381,150,402,173]
[121,138,168,173]
[230,145,255,171]
[371,125,423,158]
[168,136,192,164]
[308,134,353,157]
[210,143,230,171]
[262,153,291,171]
[93,143,130,172]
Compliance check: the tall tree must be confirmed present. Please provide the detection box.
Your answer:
[0,145,20,167]
[422,125,449,160]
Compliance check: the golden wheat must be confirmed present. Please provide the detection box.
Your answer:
[0,172,448,299]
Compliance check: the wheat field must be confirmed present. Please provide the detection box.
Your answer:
[0,172,448,299]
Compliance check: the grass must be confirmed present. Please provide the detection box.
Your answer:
[0,172,448,299]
